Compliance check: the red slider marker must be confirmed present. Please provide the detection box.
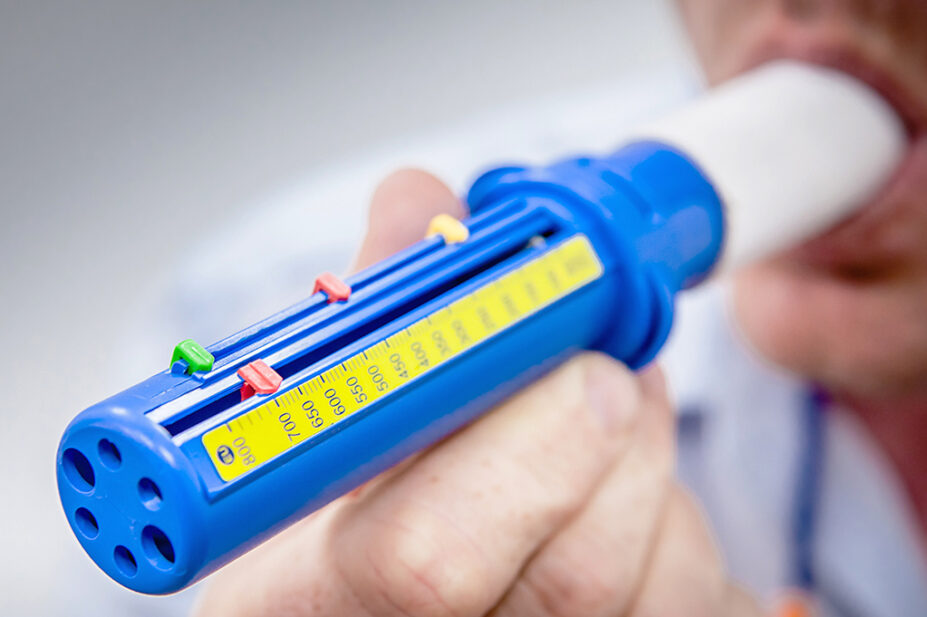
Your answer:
[238,359,283,401]
[313,272,351,303]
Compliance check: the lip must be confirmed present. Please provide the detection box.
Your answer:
[739,36,926,272]
[743,38,923,136]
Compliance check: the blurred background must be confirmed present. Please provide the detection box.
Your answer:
[0,2,695,615]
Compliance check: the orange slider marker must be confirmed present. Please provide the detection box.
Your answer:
[313,272,352,303]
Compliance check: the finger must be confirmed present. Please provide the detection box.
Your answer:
[488,367,674,617]
[629,485,727,617]
[352,168,464,271]
[330,353,645,617]
[192,503,348,617]
[722,582,764,617]
[344,169,464,490]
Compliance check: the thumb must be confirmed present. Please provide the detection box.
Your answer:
[351,168,465,272]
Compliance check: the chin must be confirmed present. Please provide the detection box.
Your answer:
[731,259,927,402]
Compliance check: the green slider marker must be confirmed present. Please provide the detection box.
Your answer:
[171,339,215,374]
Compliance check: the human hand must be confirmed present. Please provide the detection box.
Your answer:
[192,170,759,617]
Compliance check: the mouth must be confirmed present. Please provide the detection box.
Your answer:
[740,33,927,274]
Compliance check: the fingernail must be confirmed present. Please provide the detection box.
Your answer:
[638,364,667,397]
[582,357,639,432]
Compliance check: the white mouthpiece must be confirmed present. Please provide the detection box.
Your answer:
[632,60,906,270]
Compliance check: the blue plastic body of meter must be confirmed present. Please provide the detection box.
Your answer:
[57,140,723,594]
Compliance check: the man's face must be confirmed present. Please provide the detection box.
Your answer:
[677,0,927,401]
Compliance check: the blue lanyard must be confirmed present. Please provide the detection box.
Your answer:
[790,387,828,590]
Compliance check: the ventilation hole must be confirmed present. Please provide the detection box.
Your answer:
[141,525,175,570]
[138,478,162,510]
[113,546,138,577]
[74,508,99,539]
[97,439,122,470]
[62,448,95,492]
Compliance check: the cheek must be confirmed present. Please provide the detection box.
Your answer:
[675,0,783,81]
[731,262,927,396]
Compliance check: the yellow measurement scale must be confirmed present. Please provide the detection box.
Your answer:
[203,235,603,481]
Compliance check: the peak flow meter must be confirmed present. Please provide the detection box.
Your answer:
[56,62,904,594]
